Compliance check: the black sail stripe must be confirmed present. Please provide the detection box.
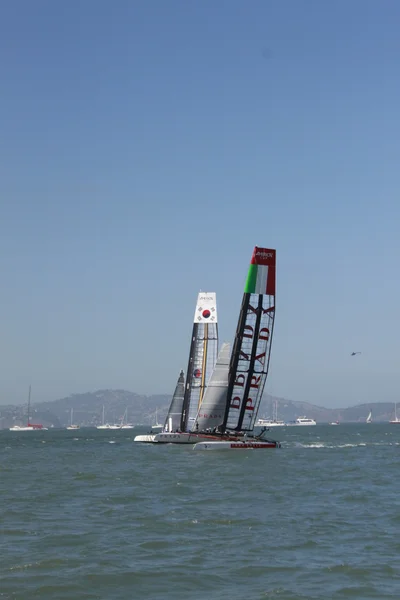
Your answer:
[221,294,250,432]
[235,293,264,431]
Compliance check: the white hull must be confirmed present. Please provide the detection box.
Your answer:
[9,426,48,431]
[194,440,280,450]
[134,434,157,442]
[154,432,223,444]
[67,425,80,430]
[256,420,286,427]
[121,425,135,429]
[96,424,121,430]
[134,432,241,444]
[286,417,317,426]
[287,422,316,426]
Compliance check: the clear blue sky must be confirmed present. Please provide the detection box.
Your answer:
[1,0,399,408]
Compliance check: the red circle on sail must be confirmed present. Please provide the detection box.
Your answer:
[202,309,211,318]
[194,369,201,378]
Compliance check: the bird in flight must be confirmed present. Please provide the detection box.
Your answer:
[351,352,361,356]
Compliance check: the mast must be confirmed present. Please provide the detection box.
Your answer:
[222,247,276,433]
[27,385,31,426]
[180,292,218,431]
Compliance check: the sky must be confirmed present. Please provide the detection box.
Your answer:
[1,0,399,408]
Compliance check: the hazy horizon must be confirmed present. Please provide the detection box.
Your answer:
[1,1,399,407]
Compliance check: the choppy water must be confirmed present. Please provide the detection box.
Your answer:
[1,424,400,599]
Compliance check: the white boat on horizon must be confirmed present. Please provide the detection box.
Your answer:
[9,386,48,431]
[286,416,317,426]
[150,408,163,432]
[256,418,286,427]
[390,402,400,424]
[256,399,286,427]
[66,408,80,430]
[120,408,134,429]
[96,405,119,429]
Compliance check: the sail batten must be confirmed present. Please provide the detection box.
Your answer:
[222,247,276,433]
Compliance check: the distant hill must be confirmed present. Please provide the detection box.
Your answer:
[0,389,397,429]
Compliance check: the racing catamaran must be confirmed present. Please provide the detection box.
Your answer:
[194,247,279,450]
[134,292,219,443]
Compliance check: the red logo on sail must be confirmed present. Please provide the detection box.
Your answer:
[194,369,202,378]
[202,309,211,319]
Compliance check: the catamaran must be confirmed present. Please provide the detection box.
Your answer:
[193,246,280,450]
[134,292,220,444]
[9,385,48,431]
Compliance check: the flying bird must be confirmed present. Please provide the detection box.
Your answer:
[351,352,361,356]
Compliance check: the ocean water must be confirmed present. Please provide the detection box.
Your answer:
[1,424,399,600]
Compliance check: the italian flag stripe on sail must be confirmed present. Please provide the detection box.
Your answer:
[244,247,276,295]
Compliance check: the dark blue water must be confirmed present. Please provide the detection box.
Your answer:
[1,425,399,599]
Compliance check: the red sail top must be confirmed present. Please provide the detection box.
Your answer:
[250,247,276,267]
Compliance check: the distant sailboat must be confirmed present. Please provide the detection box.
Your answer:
[366,411,372,423]
[9,386,47,431]
[151,408,163,432]
[390,403,400,424]
[66,408,80,430]
[96,405,116,429]
[121,408,134,429]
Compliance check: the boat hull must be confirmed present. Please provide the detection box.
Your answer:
[134,434,158,442]
[9,426,48,431]
[193,440,280,450]
[154,432,222,444]
[134,432,243,444]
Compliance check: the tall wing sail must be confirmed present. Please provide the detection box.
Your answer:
[180,292,218,432]
[192,342,231,432]
[163,370,185,432]
[222,247,276,433]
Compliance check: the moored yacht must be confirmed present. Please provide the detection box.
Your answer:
[9,386,48,431]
